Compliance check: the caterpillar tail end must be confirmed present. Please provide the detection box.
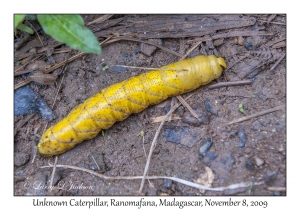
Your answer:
[36,127,77,156]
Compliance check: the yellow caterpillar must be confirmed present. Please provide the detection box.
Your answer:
[37,55,226,155]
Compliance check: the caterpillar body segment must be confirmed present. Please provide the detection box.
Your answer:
[37,55,226,155]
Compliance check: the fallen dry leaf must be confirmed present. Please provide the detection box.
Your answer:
[27,60,51,71]
[28,71,57,86]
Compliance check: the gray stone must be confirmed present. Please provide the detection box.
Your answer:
[254,156,265,166]
[14,152,30,167]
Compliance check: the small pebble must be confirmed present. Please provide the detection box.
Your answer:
[164,126,198,147]
[246,160,255,170]
[204,100,217,115]
[112,62,127,73]
[244,39,253,50]
[163,179,173,189]
[141,38,162,56]
[244,36,265,50]
[199,138,213,158]
[182,113,202,126]
[176,106,185,117]
[238,126,247,148]
[182,108,208,127]
[254,156,265,166]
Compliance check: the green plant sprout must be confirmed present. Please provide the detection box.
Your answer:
[140,131,145,137]
[14,14,101,54]
[238,103,245,113]
[102,65,109,71]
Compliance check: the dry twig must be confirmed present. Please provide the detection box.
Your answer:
[269,54,286,72]
[208,80,253,89]
[267,14,277,24]
[176,95,199,119]
[43,52,85,74]
[187,31,273,44]
[26,20,44,48]
[267,186,286,191]
[258,20,285,25]
[91,155,101,171]
[180,41,202,60]
[87,14,114,25]
[41,163,264,192]
[49,156,58,187]
[138,104,179,193]
[150,114,181,123]
[223,104,285,126]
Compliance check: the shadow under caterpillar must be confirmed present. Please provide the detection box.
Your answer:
[37,55,226,155]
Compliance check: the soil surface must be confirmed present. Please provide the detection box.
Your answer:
[14,14,286,196]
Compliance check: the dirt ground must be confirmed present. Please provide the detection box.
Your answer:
[14,14,286,196]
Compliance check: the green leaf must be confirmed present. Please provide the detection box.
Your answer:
[16,23,34,34]
[238,103,243,109]
[37,14,101,54]
[14,14,25,29]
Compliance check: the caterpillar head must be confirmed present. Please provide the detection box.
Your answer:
[217,57,227,69]
[208,55,226,80]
